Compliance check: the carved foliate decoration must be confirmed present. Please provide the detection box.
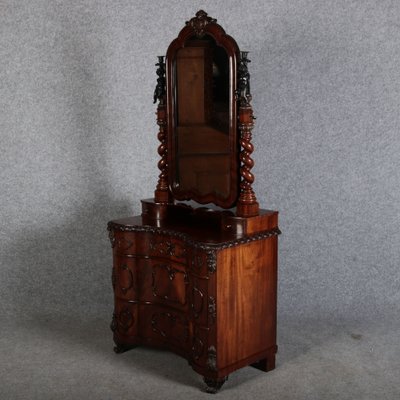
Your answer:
[116,238,133,251]
[108,221,281,255]
[149,238,187,260]
[118,264,134,294]
[111,308,134,334]
[191,335,204,361]
[185,10,217,38]
[119,307,134,332]
[151,312,189,343]
[208,296,216,324]
[191,281,204,319]
[206,250,217,274]
[191,253,204,269]
[152,263,188,305]
[207,345,217,371]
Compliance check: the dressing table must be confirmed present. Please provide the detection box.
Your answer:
[107,10,280,393]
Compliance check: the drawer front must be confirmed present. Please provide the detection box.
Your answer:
[191,325,209,367]
[139,259,189,310]
[111,299,138,339]
[112,230,188,264]
[189,275,209,327]
[147,233,187,263]
[188,247,216,277]
[112,256,139,301]
[138,305,190,352]
[112,231,138,255]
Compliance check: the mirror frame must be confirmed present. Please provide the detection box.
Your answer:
[165,11,240,208]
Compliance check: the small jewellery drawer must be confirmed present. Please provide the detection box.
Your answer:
[147,234,187,263]
[110,231,137,255]
[111,230,187,264]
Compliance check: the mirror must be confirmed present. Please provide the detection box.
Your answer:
[153,11,259,216]
[175,37,230,199]
[167,25,239,208]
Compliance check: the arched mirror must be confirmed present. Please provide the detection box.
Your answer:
[166,12,240,208]
[154,10,259,217]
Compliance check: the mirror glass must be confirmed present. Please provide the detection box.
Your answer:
[174,35,231,200]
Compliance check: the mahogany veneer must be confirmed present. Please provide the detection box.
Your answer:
[108,200,280,392]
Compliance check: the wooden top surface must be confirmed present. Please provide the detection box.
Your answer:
[108,208,279,246]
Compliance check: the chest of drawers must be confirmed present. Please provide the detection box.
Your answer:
[107,200,280,392]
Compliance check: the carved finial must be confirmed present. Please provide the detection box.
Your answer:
[237,51,252,105]
[153,56,166,104]
[186,10,217,38]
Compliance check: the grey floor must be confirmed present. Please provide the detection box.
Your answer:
[1,314,399,400]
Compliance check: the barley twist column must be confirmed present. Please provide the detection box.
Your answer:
[153,56,170,203]
[236,51,259,217]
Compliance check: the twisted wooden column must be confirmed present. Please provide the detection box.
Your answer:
[153,56,170,203]
[236,52,259,217]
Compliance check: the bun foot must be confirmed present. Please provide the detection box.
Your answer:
[203,376,228,393]
[251,354,276,372]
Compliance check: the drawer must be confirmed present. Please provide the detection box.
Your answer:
[111,299,138,339]
[147,233,187,263]
[190,324,209,368]
[188,247,216,277]
[112,256,139,301]
[111,230,188,264]
[138,304,190,352]
[189,275,209,326]
[110,231,146,255]
[139,259,189,310]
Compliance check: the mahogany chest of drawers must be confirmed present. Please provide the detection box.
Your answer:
[107,200,280,392]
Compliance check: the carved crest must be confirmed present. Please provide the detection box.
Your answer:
[186,10,217,38]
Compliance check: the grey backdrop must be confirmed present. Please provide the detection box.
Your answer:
[1,1,399,398]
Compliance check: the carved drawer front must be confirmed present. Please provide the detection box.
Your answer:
[148,234,187,263]
[111,300,138,339]
[190,325,209,368]
[189,248,216,277]
[112,256,138,301]
[139,259,188,310]
[111,231,138,255]
[138,305,190,351]
[189,275,209,326]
